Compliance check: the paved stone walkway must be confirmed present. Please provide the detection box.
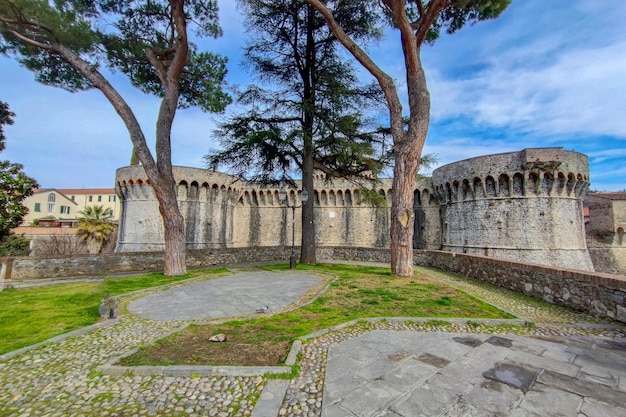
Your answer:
[1,266,625,417]
[322,331,626,416]
[127,271,323,321]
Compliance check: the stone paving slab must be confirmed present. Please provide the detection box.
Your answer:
[322,331,626,417]
[127,271,322,321]
[252,380,290,417]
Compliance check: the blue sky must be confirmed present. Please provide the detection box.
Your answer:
[1,0,624,191]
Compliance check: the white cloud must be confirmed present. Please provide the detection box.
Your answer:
[2,0,625,191]
[428,40,626,139]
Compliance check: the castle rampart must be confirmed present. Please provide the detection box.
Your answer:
[115,148,594,271]
[432,148,592,271]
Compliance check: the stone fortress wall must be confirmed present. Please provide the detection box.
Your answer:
[585,193,626,274]
[432,148,593,271]
[115,148,594,272]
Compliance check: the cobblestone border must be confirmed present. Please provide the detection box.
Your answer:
[0,319,118,362]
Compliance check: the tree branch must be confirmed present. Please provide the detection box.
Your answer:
[51,44,156,173]
[414,0,448,46]
[6,28,51,50]
[305,0,404,143]
[145,47,168,86]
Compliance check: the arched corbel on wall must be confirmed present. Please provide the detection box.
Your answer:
[498,174,510,197]
[189,181,199,200]
[445,182,452,203]
[329,190,337,206]
[451,180,460,202]
[542,172,554,196]
[566,173,576,196]
[336,190,344,206]
[200,183,210,200]
[473,177,484,199]
[344,190,352,206]
[526,172,541,195]
[485,176,496,197]
[555,172,567,195]
[320,190,328,206]
[512,172,524,196]
[461,179,472,201]
[424,189,436,206]
[617,227,624,245]
[574,174,586,197]
[414,189,422,206]
[178,180,188,200]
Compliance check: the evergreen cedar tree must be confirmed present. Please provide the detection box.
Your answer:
[0,0,231,275]
[205,0,391,265]
[306,0,510,276]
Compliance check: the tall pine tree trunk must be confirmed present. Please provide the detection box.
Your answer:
[301,148,316,264]
[389,142,422,276]
[153,181,186,276]
[300,3,317,265]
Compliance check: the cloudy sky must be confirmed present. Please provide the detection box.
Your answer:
[1,0,625,191]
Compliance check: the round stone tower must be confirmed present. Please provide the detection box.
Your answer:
[115,166,243,252]
[432,148,594,271]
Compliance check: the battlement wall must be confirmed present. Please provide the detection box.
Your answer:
[114,148,593,271]
[432,148,593,271]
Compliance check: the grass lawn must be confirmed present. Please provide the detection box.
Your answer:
[0,268,229,355]
[120,263,514,367]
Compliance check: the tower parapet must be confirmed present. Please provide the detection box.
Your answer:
[432,148,593,271]
[114,148,596,272]
[115,166,243,252]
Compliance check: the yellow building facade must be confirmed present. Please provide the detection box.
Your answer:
[20,188,120,226]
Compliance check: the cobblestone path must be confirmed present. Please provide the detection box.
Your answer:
[0,303,264,417]
[1,265,624,417]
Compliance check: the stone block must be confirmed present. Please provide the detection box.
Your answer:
[516,383,583,417]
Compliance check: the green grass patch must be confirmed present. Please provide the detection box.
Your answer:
[0,268,229,355]
[120,263,514,367]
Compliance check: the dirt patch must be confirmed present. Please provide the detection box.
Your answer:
[121,327,292,366]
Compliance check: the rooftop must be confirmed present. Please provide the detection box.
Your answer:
[588,192,626,200]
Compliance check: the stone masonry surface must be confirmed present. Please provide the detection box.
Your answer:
[115,148,594,271]
[1,265,625,417]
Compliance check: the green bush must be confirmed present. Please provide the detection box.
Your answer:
[0,233,30,256]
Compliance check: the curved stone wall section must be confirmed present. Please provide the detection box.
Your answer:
[114,148,595,272]
[115,166,243,252]
[432,148,593,271]
[232,189,289,248]
[414,188,441,250]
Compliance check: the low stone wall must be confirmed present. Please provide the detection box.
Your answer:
[322,247,626,323]
[416,250,626,322]
[2,246,625,323]
[1,247,293,280]
[588,245,626,276]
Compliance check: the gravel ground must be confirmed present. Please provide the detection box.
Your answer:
[1,266,624,417]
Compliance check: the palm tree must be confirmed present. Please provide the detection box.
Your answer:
[77,205,115,254]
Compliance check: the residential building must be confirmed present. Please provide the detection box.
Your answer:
[21,189,78,227]
[57,189,120,221]
[20,188,120,226]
